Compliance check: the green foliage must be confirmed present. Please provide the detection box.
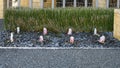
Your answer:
[4,7,114,33]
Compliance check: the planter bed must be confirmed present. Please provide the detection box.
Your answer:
[0,31,120,48]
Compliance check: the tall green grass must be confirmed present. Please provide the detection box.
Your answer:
[4,7,114,33]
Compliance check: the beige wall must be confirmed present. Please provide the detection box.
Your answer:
[92,0,107,8]
[98,0,107,8]
[114,9,120,40]
[33,0,40,8]
[44,0,56,8]
[20,0,56,8]
[0,0,4,19]
[21,0,29,7]
[0,0,57,19]
[32,0,56,8]
[92,0,96,7]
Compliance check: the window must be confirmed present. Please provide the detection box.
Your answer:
[44,0,47,2]
[56,0,93,8]
[56,0,62,7]
[77,0,84,7]
[88,0,92,7]
[66,0,74,7]
[109,0,117,8]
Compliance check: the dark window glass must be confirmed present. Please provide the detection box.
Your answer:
[66,0,74,7]
[77,0,85,7]
[88,0,92,7]
[44,0,47,2]
[109,0,117,8]
[56,0,62,7]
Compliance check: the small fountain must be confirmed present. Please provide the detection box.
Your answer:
[94,28,97,35]
[67,28,72,35]
[43,27,47,35]
[10,32,14,42]
[93,28,100,36]
[98,35,105,43]
[70,36,74,44]
[17,27,20,34]
[39,35,44,43]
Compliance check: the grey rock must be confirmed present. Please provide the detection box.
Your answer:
[0,30,120,47]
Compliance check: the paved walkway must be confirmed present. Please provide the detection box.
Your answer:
[0,48,120,68]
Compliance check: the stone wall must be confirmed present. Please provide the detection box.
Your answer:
[42,0,56,8]
[0,0,4,19]
[114,9,120,40]
[92,0,96,7]
[33,0,40,8]
[98,0,107,8]
[21,0,29,7]
[20,0,57,8]
[92,0,107,8]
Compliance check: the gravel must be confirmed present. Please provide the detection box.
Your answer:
[0,30,120,48]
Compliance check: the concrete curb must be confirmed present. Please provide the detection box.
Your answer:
[0,47,120,49]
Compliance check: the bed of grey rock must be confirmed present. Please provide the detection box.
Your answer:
[0,30,120,48]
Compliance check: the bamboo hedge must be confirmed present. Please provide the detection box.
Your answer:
[4,7,114,33]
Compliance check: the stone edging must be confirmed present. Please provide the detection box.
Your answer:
[0,47,120,49]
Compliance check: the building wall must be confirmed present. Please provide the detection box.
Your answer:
[20,0,56,8]
[114,9,120,40]
[20,0,29,7]
[44,0,56,8]
[0,0,4,19]
[98,0,107,8]
[93,0,107,8]
[33,0,40,8]
[0,0,118,19]
[92,0,96,7]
